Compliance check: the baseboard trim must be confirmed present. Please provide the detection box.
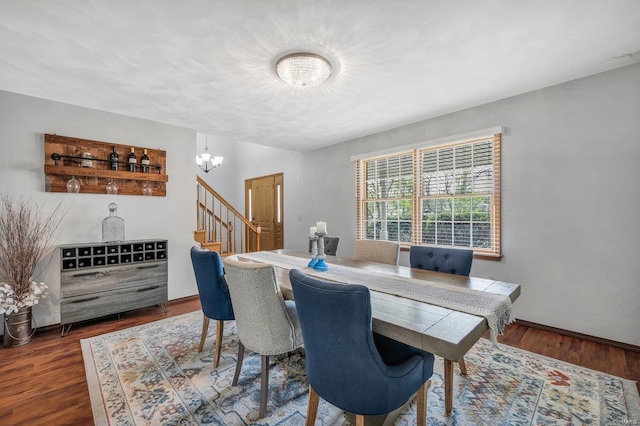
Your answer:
[27,298,639,353]
[516,319,640,353]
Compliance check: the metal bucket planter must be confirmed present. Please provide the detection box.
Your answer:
[3,307,35,347]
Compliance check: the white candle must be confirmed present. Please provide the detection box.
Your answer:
[310,226,317,236]
[316,221,327,234]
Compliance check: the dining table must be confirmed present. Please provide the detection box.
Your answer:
[237,249,521,418]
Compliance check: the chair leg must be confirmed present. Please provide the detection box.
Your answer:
[259,355,269,419]
[232,341,245,386]
[213,320,224,368]
[305,385,320,426]
[416,380,430,426]
[198,315,210,352]
[356,414,365,426]
[458,357,468,376]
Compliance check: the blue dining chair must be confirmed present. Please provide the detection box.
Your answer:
[409,245,473,375]
[290,269,434,426]
[190,246,234,368]
[409,245,473,276]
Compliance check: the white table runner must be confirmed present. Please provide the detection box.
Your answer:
[238,251,514,341]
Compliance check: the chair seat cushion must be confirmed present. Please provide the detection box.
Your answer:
[374,333,434,383]
[284,300,304,348]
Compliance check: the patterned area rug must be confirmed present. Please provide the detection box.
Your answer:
[81,311,640,425]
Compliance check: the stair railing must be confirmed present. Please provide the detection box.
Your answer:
[196,176,260,255]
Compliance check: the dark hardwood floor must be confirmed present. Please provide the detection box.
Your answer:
[1,296,638,425]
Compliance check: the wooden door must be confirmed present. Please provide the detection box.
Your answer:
[245,173,284,251]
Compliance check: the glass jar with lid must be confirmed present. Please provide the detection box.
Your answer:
[102,203,125,242]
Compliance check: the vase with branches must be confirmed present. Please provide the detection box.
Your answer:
[0,193,65,346]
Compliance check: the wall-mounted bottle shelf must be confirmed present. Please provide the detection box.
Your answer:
[43,165,169,182]
[44,134,168,196]
[50,153,163,173]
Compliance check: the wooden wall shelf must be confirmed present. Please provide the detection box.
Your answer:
[44,134,168,196]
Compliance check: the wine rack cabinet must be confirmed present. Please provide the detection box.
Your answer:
[59,239,168,335]
[44,134,168,196]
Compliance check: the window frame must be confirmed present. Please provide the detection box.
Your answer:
[356,132,502,259]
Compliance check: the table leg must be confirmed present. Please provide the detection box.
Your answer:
[458,357,468,376]
[444,358,454,416]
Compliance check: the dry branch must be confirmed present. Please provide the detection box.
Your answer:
[0,194,66,302]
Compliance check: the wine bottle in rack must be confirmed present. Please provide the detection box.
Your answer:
[127,147,137,172]
[140,149,150,173]
[110,146,119,171]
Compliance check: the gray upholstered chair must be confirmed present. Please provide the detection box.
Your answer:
[352,239,400,265]
[223,256,304,419]
[308,236,340,256]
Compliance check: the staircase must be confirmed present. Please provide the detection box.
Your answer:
[195,176,261,255]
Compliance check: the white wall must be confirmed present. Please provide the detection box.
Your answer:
[3,62,638,347]
[196,133,310,251]
[294,63,640,346]
[0,90,198,330]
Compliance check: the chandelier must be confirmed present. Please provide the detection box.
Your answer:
[275,53,332,87]
[196,136,223,173]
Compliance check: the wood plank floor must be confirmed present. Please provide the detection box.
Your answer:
[0,296,638,425]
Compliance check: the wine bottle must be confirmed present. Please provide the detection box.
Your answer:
[109,146,119,171]
[140,149,150,173]
[127,147,137,172]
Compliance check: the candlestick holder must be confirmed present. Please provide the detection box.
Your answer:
[314,231,328,271]
[308,235,319,267]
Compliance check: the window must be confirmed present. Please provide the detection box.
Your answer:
[361,153,415,243]
[356,131,501,257]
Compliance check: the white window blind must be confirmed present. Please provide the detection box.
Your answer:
[356,133,501,257]
[358,152,415,243]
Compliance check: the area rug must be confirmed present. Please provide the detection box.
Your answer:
[81,311,640,425]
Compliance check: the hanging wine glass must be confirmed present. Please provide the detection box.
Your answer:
[106,179,118,195]
[142,182,153,197]
[66,176,80,193]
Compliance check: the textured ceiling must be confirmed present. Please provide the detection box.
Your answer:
[0,1,639,152]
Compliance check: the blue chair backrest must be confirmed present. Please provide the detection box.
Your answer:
[190,246,234,320]
[289,269,422,415]
[409,245,473,276]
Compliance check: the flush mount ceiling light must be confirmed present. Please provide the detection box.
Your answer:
[275,53,332,87]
